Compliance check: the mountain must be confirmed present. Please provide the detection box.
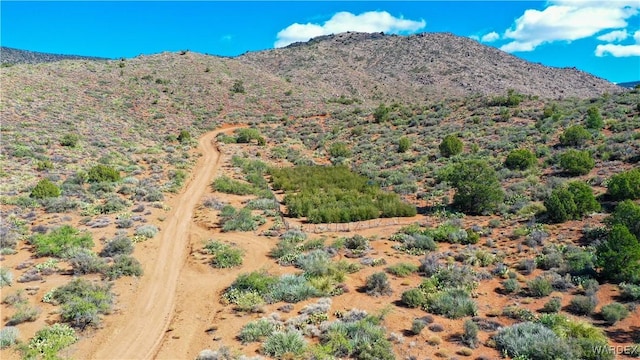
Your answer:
[0,46,108,65]
[239,32,623,100]
[617,81,640,89]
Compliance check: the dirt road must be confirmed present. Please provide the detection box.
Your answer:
[79,128,235,359]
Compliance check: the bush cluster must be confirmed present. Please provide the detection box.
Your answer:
[607,168,640,200]
[30,225,94,257]
[505,149,537,170]
[441,159,504,215]
[86,164,121,183]
[30,179,61,199]
[50,278,114,329]
[270,165,415,223]
[439,135,463,157]
[544,181,600,223]
[558,149,595,176]
[204,240,243,268]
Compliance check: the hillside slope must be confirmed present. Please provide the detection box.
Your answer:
[0,46,108,65]
[239,31,623,100]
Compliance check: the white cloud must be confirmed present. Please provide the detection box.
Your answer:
[469,35,480,41]
[481,31,500,43]
[597,29,629,42]
[499,1,639,52]
[274,11,426,48]
[595,43,640,56]
[595,30,640,57]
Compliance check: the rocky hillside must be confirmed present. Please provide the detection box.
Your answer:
[239,32,623,100]
[0,46,107,65]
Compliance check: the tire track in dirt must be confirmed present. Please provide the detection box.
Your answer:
[80,127,239,360]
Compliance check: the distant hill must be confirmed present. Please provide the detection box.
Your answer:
[0,46,108,65]
[617,81,640,89]
[239,31,623,100]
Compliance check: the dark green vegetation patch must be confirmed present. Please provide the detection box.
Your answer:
[270,165,416,223]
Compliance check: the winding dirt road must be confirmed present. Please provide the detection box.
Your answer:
[79,128,236,359]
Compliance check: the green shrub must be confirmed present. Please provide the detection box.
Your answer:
[31,225,93,257]
[100,236,134,257]
[439,135,463,157]
[386,263,419,277]
[364,272,392,297]
[600,302,629,325]
[427,288,477,319]
[619,283,640,301]
[560,125,591,146]
[21,323,77,359]
[220,207,261,232]
[401,288,427,308]
[105,255,143,280]
[235,128,263,144]
[505,149,537,170]
[411,318,427,335]
[319,315,394,360]
[230,79,245,94]
[527,276,553,298]
[544,181,600,223]
[135,225,159,239]
[204,240,243,268]
[30,179,61,199]
[239,318,277,343]
[585,106,604,129]
[65,248,107,275]
[269,274,320,303]
[86,164,121,182]
[541,297,562,313]
[596,224,640,283]
[494,322,573,360]
[398,137,411,153]
[1,267,13,287]
[559,149,595,176]
[212,176,256,195]
[262,331,307,358]
[0,326,18,349]
[7,303,41,325]
[538,314,613,360]
[606,200,640,239]
[328,142,352,158]
[568,295,597,315]
[177,129,192,143]
[503,278,520,294]
[51,278,114,329]
[462,319,479,348]
[60,133,80,147]
[442,159,504,215]
[607,169,640,200]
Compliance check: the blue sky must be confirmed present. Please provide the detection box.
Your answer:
[2,1,639,83]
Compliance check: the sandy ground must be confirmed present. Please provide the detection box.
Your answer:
[70,127,239,359]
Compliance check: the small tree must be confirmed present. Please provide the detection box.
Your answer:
[30,179,61,199]
[373,103,390,123]
[443,159,504,215]
[558,149,595,176]
[606,200,640,241]
[585,106,604,129]
[607,169,640,200]
[505,149,537,170]
[559,125,591,146]
[596,224,640,283]
[544,181,600,223]
[86,165,120,183]
[439,135,463,157]
[398,137,411,153]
